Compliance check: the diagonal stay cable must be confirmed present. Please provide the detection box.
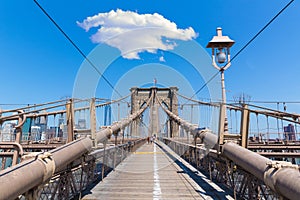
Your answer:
[33,0,123,98]
[181,0,294,107]
[181,71,219,106]
[176,92,219,107]
[230,0,294,63]
[95,93,131,108]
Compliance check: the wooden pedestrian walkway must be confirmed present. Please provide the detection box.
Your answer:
[82,141,234,200]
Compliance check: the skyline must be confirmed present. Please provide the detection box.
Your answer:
[0,0,299,113]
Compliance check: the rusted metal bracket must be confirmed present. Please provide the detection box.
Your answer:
[15,110,27,129]
[0,142,24,156]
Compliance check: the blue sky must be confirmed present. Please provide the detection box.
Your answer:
[0,0,299,113]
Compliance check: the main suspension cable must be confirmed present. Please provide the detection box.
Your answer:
[181,0,294,106]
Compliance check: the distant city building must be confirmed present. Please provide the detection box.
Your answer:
[48,126,57,139]
[58,115,65,138]
[284,124,296,141]
[1,123,16,141]
[31,125,41,141]
[104,105,112,126]
[22,118,32,141]
[78,119,87,129]
[30,114,48,142]
[58,116,64,126]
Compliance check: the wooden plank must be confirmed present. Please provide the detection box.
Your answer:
[82,142,233,200]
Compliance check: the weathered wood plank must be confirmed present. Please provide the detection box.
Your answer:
[82,142,233,200]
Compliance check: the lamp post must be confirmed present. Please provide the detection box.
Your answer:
[206,27,235,145]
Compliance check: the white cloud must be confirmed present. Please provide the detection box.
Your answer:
[159,56,166,62]
[77,9,197,59]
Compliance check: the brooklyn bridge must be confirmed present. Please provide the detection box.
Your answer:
[1,86,300,199]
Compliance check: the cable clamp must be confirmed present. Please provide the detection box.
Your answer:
[37,152,56,182]
[266,160,299,169]
[264,160,298,191]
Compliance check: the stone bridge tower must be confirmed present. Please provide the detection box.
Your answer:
[130,87,179,138]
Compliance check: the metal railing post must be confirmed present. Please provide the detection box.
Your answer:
[12,110,25,165]
[90,98,97,148]
[218,103,226,146]
[240,104,250,148]
[101,142,107,181]
[113,134,118,170]
[66,99,74,143]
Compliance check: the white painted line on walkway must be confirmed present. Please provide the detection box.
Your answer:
[153,144,162,200]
